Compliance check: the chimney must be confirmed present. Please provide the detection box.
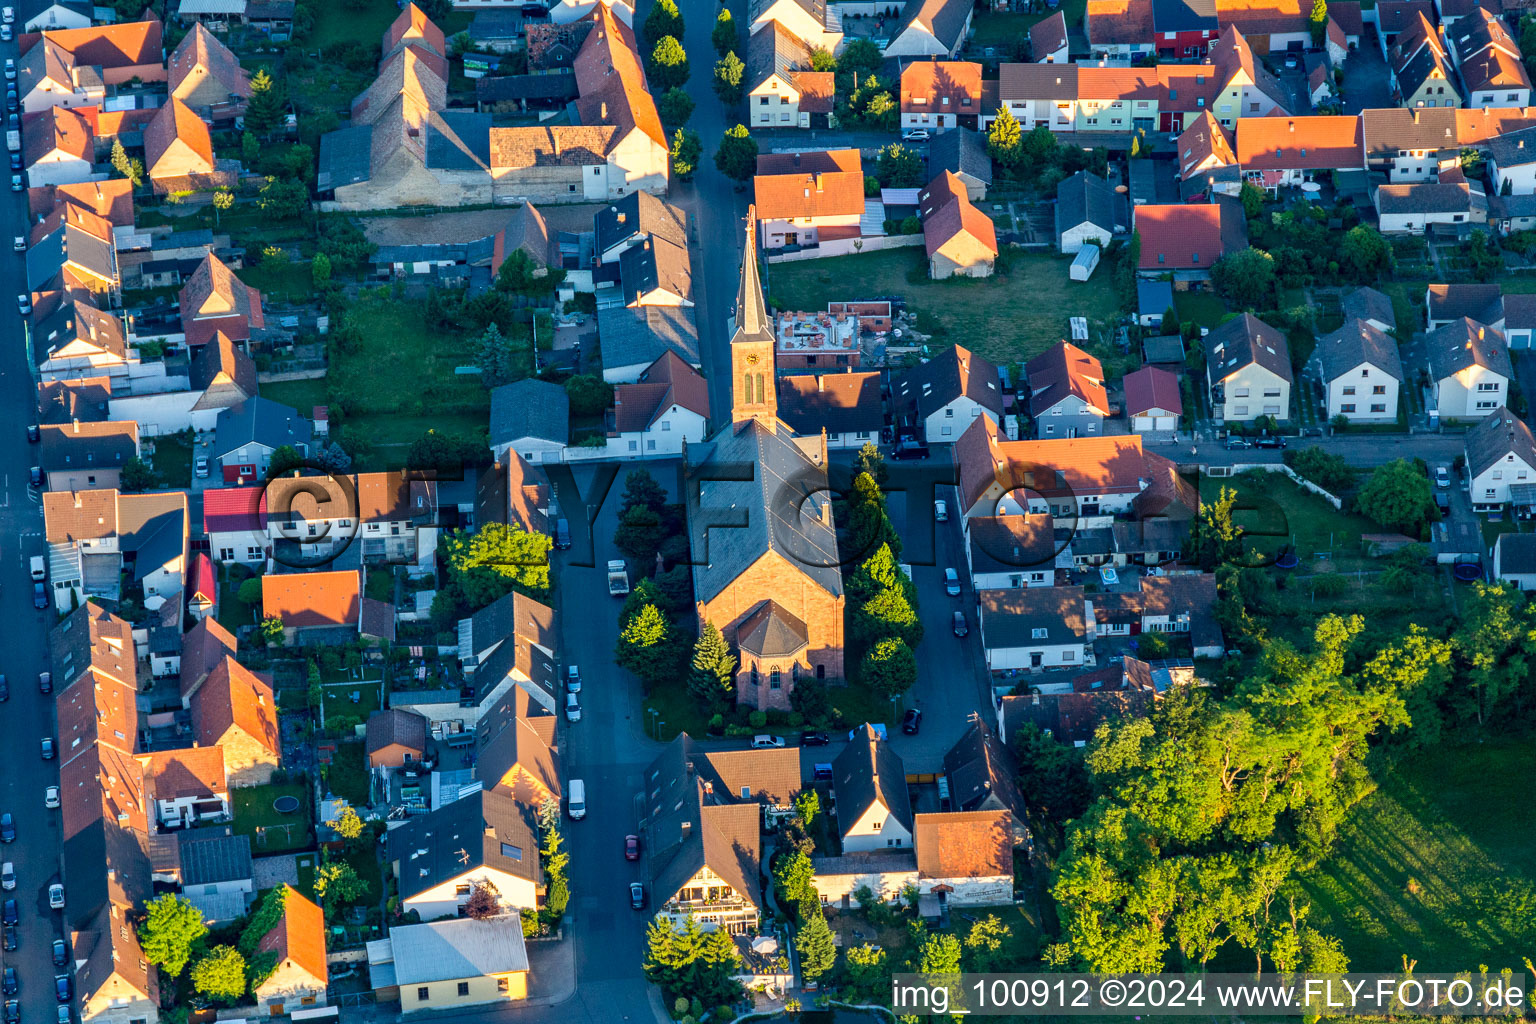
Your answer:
[820,501,832,526]
[74,494,82,509]
[1479,326,1486,340]
[793,153,801,168]
[1289,120,1295,131]
[817,375,824,392]
[703,781,713,796]
[681,821,692,840]
[72,419,79,434]
[600,101,607,120]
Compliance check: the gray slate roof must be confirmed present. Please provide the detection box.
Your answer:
[1204,313,1294,384]
[178,832,253,887]
[892,344,1003,421]
[1496,531,1536,575]
[832,724,914,836]
[317,124,373,192]
[1376,182,1482,215]
[928,127,992,187]
[1340,286,1395,330]
[1425,316,1512,381]
[894,0,974,50]
[1317,318,1404,382]
[389,917,529,985]
[385,788,541,900]
[593,191,688,259]
[213,397,313,458]
[489,378,569,446]
[1488,125,1536,168]
[979,585,1086,648]
[426,110,493,172]
[597,304,700,371]
[1466,407,1536,478]
[1056,170,1128,236]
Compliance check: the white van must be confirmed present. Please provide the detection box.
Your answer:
[1,862,13,891]
[567,779,586,820]
[30,555,44,581]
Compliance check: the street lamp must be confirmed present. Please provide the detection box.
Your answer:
[646,707,660,738]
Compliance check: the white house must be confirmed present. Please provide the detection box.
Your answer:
[965,515,1060,591]
[833,725,914,854]
[978,586,1087,672]
[489,379,568,464]
[606,351,709,458]
[1203,313,1293,423]
[175,833,252,924]
[1489,126,1536,196]
[1467,407,1536,512]
[386,791,541,919]
[1493,532,1536,589]
[1427,318,1511,421]
[885,0,974,59]
[203,486,267,567]
[777,372,883,450]
[1122,365,1183,432]
[811,853,919,908]
[24,3,93,31]
[1317,318,1404,424]
[748,0,843,53]
[1375,181,1487,234]
[144,748,230,832]
[212,398,313,484]
[1055,171,1129,255]
[892,344,1003,444]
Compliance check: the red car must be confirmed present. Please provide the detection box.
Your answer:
[624,835,640,861]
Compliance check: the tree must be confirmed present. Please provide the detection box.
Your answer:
[773,849,817,909]
[808,46,836,72]
[257,177,310,219]
[241,131,260,165]
[310,251,332,287]
[538,797,571,919]
[643,916,742,1006]
[463,884,501,920]
[476,323,519,388]
[795,911,836,980]
[794,789,820,829]
[138,894,207,979]
[671,127,702,181]
[190,946,247,1002]
[643,0,683,48]
[565,374,614,417]
[614,505,666,567]
[444,523,553,606]
[964,914,1014,972]
[712,51,745,106]
[1339,224,1392,282]
[845,943,887,997]
[267,445,304,476]
[1012,724,1091,831]
[245,68,287,136]
[711,8,738,55]
[986,105,1024,166]
[257,616,285,647]
[1284,446,1354,493]
[648,36,690,91]
[238,577,264,606]
[109,138,143,186]
[1309,0,1328,44]
[715,123,758,182]
[839,38,883,78]
[862,637,917,700]
[120,457,157,492]
[314,861,369,904]
[1355,458,1435,535]
[853,441,888,487]
[615,602,680,688]
[657,86,694,127]
[876,143,925,188]
[1239,181,1265,220]
[326,803,364,840]
[918,932,963,973]
[688,621,736,708]
[1210,247,1277,309]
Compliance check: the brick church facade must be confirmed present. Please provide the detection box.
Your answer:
[686,211,845,710]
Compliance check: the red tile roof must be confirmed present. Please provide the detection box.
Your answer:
[257,886,329,988]
[1177,110,1237,178]
[1457,106,1536,145]
[1135,203,1226,270]
[384,2,446,62]
[1215,0,1308,36]
[190,656,280,755]
[22,106,92,169]
[573,3,666,149]
[791,70,835,113]
[20,17,163,69]
[1235,114,1364,170]
[263,570,361,628]
[1077,66,1160,100]
[919,170,997,259]
[189,551,216,607]
[899,60,983,115]
[613,350,710,431]
[754,149,865,221]
[143,97,215,175]
[1329,0,1363,34]
[1025,341,1110,417]
[913,810,1014,879]
[1122,365,1184,416]
[169,22,253,102]
[202,485,267,534]
[142,746,227,801]
[28,179,135,226]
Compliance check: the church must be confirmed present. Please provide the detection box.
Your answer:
[684,210,846,710]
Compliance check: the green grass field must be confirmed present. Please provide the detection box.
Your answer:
[764,248,1123,368]
[238,259,314,305]
[1301,737,1536,971]
[1201,470,1378,564]
[1175,290,1230,330]
[232,781,314,855]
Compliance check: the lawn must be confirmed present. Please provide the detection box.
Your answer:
[764,247,1124,369]
[644,682,712,742]
[217,564,259,632]
[1201,470,1379,566]
[1301,737,1536,971]
[828,902,1042,969]
[231,781,314,855]
[323,741,373,807]
[309,0,402,52]
[365,566,395,601]
[1175,290,1229,330]
[322,681,383,720]
[150,432,193,488]
[261,377,329,417]
[237,259,314,305]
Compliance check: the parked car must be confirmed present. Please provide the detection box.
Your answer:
[1223,436,1251,450]
[3,900,17,926]
[4,998,17,1024]
[44,787,58,810]
[1436,465,1451,489]
[901,708,923,734]
[3,968,17,997]
[801,731,830,746]
[2,926,15,951]
[934,499,948,523]
[40,737,54,760]
[52,976,68,1004]
[952,610,968,637]
[10,237,20,254]
[944,567,961,597]
[564,691,581,723]
[629,882,646,910]
[554,518,571,550]
[624,835,640,861]
[1253,436,1286,449]
[750,734,785,749]
[38,672,51,693]
[25,424,37,442]
[194,457,209,478]
[33,582,47,610]
[55,1008,67,1024]
[2,9,13,24]
[902,128,931,141]
[8,176,19,193]
[0,814,13,843]
[1,863,12,891]
[51,939,66,967]
[892,439,930,460]
[565,665,581,693]
[28,467,41,488]
[16,294,29,317]
[48,885,62,910]
[0,25,10,41]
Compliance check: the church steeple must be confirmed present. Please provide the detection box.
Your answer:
[731,207,777,427]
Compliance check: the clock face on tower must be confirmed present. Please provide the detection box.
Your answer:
[746,354,759,365]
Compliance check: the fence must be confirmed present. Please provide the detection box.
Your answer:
[1209,462,1345,510]
[765,234,924,264]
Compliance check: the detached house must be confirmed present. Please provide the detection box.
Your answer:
[746,22,831,130]
[1055,170,1130,254]
[608,350,710,457]
[1426,317,1511,420]
[1134,201,1246,281]
[386,790,542,916]
[22,106,93,187]
[833,725,914,853]
[1025,341,1110,438]
[1467,407,1536,511]
[212,397,312,482]
[190,656,281,786]
[980,586,1088,671]
[1488,124,1536,194]
[1203,312,1293,422]
[251,886,329,1017]
[1029,11,1069,62]
[885,0,975,58]
[1318,318,1404,423]
[453,591,560,722]
[748,0,843,53]
[918,171,997,279]
[261,570,365,644]
[928,127,992,200]
[1493,531,1536,587]
[1449,8,1530,108]
[892,343,1003,444]
[900,60,982,131]
[168,23,253,115]
[1375,177,1487,233]
[489,378,568,464]
[475,686,560,806]
[144,98,237,194]
[753,149,864,252]
[179,252,266,348]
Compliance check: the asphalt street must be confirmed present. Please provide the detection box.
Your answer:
[0,3,69,1020]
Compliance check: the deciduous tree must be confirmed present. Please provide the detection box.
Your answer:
[137,894,207,978]
[444,523,553,605]
[657,87,694,127]
[671,127,702,181]
[648,36,690,91]
[712,51,745,105]
[1210,247,1277,309]
[711,9,738,55]
[714,123,758,182]
[1355,458,1435,535]
[190,946,247,1002]
[643,0,683,48]
[862,637,917,700]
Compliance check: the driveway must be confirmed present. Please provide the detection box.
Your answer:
[1340,34,1393,114]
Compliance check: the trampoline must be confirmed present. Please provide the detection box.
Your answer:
[1274,552,1300,569]
[273,796,301,814]
[1453,563,1483,582]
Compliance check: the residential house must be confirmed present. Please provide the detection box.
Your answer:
[1123,365,1183,431]
[992,63,1080,131]
[190,656,281,786]
[1449,8,1530,108]
[37,378,108,428]
[1055,170,1130,254]
[1467,407,1536,510]
[203,486,267,567]
[1205,25,1292,127]
[1139,573,1224,656]
[1491,192,1536,235]
[188,551,217,620]
[1377,0,1438,53]
[919,170,997,279]
[598,305,702,384]
[262,570,368,644]
[39,420,138,491]
[892,344,1003,444]
[642,734,800,932]
[1133,201,1246,281]
[26,203,121,305]
[686,218,845,706]
[72,905,160,1024]
[179,252,267,348]
[489,378,568,464]
[1505,293,1536,348]
[144,97,238,194]
[1025,341,1110,438]
[28,177,135,227]
[1362,107,1460,181]
[212,398,313,483]
[1086,0,1156,61]
[1489,125,1536,194]
[1493,531,1536,588]
[885,0,975,58]
[168,23,253,115]
[474,452,554,535]
[1203,312,1293,422]
[594,189,686,263]
[748,0,842,53]
[141,746,228,832]
[451,590,559,726]
[746,22,820,130]
[23,2,92,31]
[900,60,982,131]
[551,0,634,25]
[979,586,1088,672]
[175,832,253,923]
[1427,317,1511,420]
[1388,13,1460,109]
[1426,281,1505,328]
[1154,0,1221,56]
[17,20,165,114]
[942,718,1029,830]
[1029,10,1070,62]
[1071,66,1161,132]
[753,149,864,252]
[777,371,883,449]
[964,514,1060,590]
[475,685,560,806]
[386,789,542,916]
[1214,0,1309,51]
[1376,177,1487,233]
[179,616,238,706]
[1235,115,1365,189]
[252,886,329,1017]
[42,488,188,612]
[912,810,1016,906]
[365,709,429,770]
[833,724,914,853]
[1318,318,1404,423]
[22,105,93,187]
[1342,285,1398,332]
[107,330,261,437]
[370,916,530,1011]
[608,350,710,457]
[928,126,992,200]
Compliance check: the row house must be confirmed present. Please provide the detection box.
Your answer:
[778,371,883,449]
[260,472,437,569]
[606,350,710,457]
[42,488,188,613]
[17,18,165,114]
[1088,574,1224,656]
[451,590,560,726]
[21,105,93,187]
[1448,8,1531,108]
[1153,0,1220,57]
[1362,107,1459,181]
[746,21,834,130]
[1235,115,1365,189]
[1086,0,1156,61]
[1389,12,1461,108]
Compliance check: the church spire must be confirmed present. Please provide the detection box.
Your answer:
[731,208,777,427]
